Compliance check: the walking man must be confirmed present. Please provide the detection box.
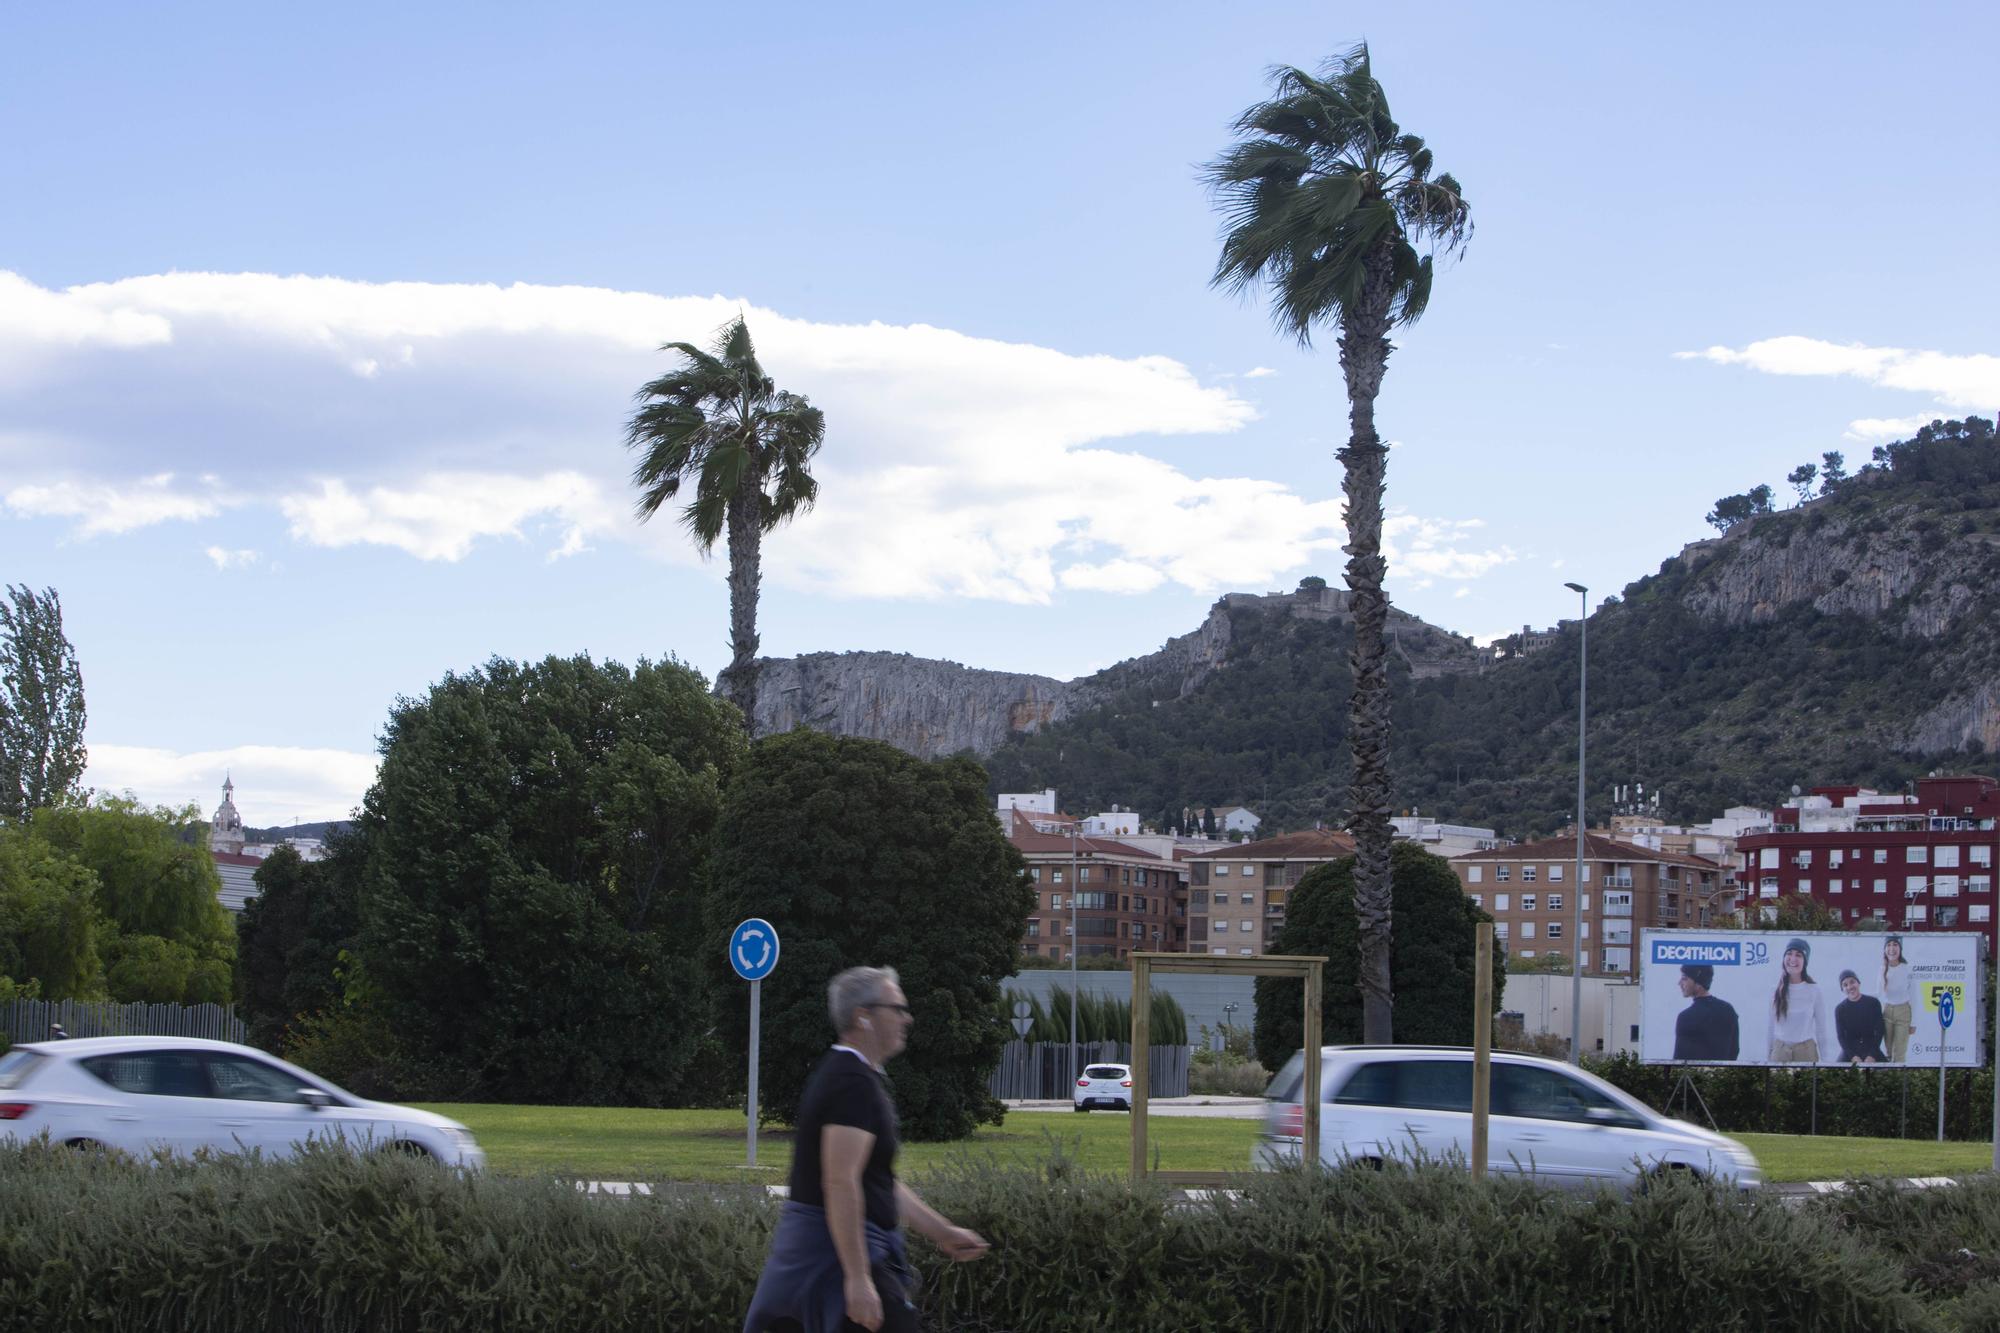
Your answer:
[745,966,988,1332]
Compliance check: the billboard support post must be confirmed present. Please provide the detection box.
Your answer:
[1810,1068,1818,1137]
[1939,1013,1950,1143]
[1991,972,1999,1170]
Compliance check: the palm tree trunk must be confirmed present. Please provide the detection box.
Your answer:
[721,486,763,729]
[1338,252,1399,1044]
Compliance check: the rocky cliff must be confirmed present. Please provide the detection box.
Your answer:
[748,583,1478,757]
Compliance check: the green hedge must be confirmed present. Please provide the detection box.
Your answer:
[12,1138,2000,1330]
[1590,1052,1998,1140]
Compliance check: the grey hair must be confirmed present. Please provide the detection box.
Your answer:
[829,966,901,1033]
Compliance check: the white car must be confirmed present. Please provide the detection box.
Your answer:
[1073,1062,1134,1112]
[0,1036,484,1168]
[1257,1045,1760,1192]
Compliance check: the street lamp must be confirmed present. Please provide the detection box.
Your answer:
[1564,581,1588,1064]
[1069,820,1080,1090]
[1222,1001,1240,1049]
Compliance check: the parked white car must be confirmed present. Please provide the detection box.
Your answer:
[1257,1045,1759,1192]
[0,1036,484,1168]
[1073,1062,1134,1112]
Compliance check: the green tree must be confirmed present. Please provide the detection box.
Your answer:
[1208,43,1470,1042]
[707,731,1034,1140]
[1507,950,1572,975]
[1251,842,1494,1070]
[1786,463,1818,504]
[0,584,87,821]
[1820,451,1847,492]
[357,653,745,1104]
[1706,492,1755,533]
[30,799,234,1003]
[625,316,825,725]
[235,842,363,1050]
[0,823,103,998]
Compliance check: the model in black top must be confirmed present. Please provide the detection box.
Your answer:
[746,965,988,1332]
[1672,964,1740,1062]
[1834,969,1888,1064]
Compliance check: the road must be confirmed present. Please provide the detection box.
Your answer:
[1004,1096,1266,1119]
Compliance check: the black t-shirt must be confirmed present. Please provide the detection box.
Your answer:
[1673,994,1740,1061]
[789,1047,900,1230]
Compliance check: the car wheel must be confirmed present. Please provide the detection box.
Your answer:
[1640,1163,1700,1195]
[376,1139,434,1160]
[63,1138,109,1154]
[1074,1105,1089,1113]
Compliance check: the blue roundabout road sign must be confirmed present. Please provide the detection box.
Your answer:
[729,918,780,982]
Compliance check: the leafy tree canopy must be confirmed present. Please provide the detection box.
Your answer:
[707,730,1034,1141]
[0,822,102,999]
[1251,843,1497,1067]
[235,842,363,1051]
[0,584,87,821]
[356,653,746,1104]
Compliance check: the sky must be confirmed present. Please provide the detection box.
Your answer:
[3,2,1997,824]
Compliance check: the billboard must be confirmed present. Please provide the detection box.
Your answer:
[1638,929,1984,1067]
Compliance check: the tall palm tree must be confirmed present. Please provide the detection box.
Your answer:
[625,316,824,727]
[1206,44,1470,1043]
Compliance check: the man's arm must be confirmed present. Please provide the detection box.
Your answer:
[895,1181,989,1262]
[822,1125,884,1331]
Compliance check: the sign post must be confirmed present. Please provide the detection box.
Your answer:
[728,918,781,1167]
[1938,985,1956,1143]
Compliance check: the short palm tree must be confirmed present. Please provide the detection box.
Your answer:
[625,316,824,726]
[1206,44,1470,1043]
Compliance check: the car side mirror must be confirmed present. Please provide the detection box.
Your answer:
[1583,1106,1622,1127]
[300,1088,334,1110]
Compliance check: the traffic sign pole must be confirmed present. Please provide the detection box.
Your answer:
[728,919,781,1170]
[748,978,761,1167]
[1938,989,1955,1143]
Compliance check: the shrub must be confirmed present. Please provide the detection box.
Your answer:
[0,1138,1968,1330]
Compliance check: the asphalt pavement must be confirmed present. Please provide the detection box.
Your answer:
[1004,1096,1267,1119]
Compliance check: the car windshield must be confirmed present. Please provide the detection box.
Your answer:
[1084,1066,1126,1080]
[0,1050,46,1090]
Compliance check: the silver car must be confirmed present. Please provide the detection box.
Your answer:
[1257,1045,1759,1191]
[0,1036,483,1168]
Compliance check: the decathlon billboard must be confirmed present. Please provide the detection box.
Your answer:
[1638,929,1984,1067]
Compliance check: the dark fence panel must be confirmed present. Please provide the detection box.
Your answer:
[988,1041,1190,1100]
[1,999,246,1048]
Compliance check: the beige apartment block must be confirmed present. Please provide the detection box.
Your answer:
[1183,829,1357,958]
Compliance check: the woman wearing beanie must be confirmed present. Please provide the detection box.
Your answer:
[1881,935,1914,1063]
[1768,937,1832,1063]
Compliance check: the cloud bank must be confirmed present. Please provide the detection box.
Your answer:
[1678,335,2000,443]
[2,270,1511,602]
[86,743,378,826]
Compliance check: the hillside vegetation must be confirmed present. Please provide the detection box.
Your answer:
[985,418,2000,838]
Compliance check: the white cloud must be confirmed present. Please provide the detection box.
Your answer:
[85,743,377,825]
[1679,335,2000,414]
[1384,514,1516,583]
[1844,414,1935,444]
[1,269,1515,602]
[1453,587,1471,599]
[205,546,259,570]
[5,473,231,535]
[1243,366,1278,379]
[279,471,615,562]
[0,270,173,352]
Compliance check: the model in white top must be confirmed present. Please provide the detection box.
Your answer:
[1879,935,1915,1063]
[1767,938,1833,1063]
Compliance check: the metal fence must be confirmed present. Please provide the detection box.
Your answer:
[1,999,246,1048]
[988,1040,1190,1100]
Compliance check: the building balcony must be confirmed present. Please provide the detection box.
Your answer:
[1603,877,1634,890]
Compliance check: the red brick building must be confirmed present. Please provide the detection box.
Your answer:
[1006,810,1188,961]
[1735,776,2000,946]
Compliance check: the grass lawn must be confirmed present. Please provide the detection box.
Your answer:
[419,1104,2000,1185]
[417,1104,1263,1182]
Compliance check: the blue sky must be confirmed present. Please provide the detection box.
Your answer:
[3,2,1996,822]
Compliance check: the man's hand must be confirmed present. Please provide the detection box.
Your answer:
[935,1226,990,1262]
[843,1274,883,1330]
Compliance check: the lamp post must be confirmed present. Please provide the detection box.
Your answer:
[1222,1001,1240,1043]
[1564,581,1588,1064]
[1069,820,1080,1090]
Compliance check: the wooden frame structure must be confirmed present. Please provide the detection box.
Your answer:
[1128,951,1326,1185]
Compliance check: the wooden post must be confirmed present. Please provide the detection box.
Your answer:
[1130,955,1151,1180]
[1303,960,1323,1171]
[1472,922,1492,1180]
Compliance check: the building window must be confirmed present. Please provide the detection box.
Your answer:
[1242,893,1255,905]
[1212,947,1228,956]
[1079,867,1091,883]
[1027,920,1040,937]
[1873,879,1887,894]
[1937,907,1961,928]
[1907,877,1928,897]
[1214,918,1229,932]
[1873,849,1888,864]
[1496,865,1512,883]
[1973,846,1993,868]
[1793,850,1813,869]
[1937,876,1961,898]
[1239,948,1254,956]
[1972,876,1992,895]
[1522,922,1537,939]
[1521,894,1538,912]
[1972,904,1992,924]
[1580,865,1592,883]
[1049,893,1063,909]
[1521,866,1537,884]
[1548,894,1563,911]
[1030,867,1041,881]
[1872,908,1887,921]
[1471,894,1484,909]
[1549,865,1564,883]
[1494,923,1510,940]
[1215,865,1230,877]
[1468,866,1484,884]
[1191,890,1207,908]
[1907,905,1929,923]
[1579,893,1591,910]
[1829,879,1843,895]
[1052,871,1064,885]
[1520,949,1536,958]
[1829,850,1844,868]
[1908,846,1929,864]
[1936,846,1961,869]
[1581,922,1591,939]
[1547,922,1563,940]
[1495,894,1510,912]
[1759,848,1778,869]
[1241,920,1256,932]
